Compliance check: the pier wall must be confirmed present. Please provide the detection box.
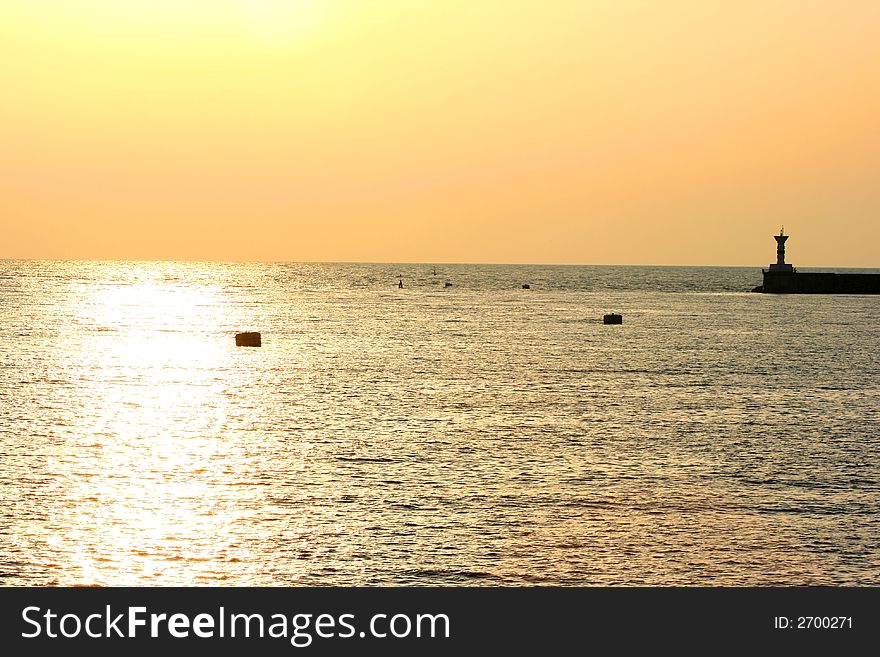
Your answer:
[761,271,880,294]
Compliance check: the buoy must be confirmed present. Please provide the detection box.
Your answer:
[522,284,530,289]
[235,331,262,347]
[444,281,453,288]
[603,314,622,325]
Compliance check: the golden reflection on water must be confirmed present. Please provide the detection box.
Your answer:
[47,271,266,585]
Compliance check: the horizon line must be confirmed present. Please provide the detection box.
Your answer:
[1,256,878,269]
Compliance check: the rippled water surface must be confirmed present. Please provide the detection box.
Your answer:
[1,261,878,585]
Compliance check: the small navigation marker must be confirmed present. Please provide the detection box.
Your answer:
[769,228,794,273]
[235,331,262,347]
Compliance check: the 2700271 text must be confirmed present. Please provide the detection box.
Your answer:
[773,616,852,629]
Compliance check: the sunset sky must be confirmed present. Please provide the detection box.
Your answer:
[2,1,878,265]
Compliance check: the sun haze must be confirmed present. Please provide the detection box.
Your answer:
[2,1,879,265]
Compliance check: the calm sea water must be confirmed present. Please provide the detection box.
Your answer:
[1,261,878,586]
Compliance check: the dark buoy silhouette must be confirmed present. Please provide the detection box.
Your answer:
[444,281,453,288]
[398,277,404,288]
[235,331,262,347]
[522,283,530,289]
[603,313,622,325]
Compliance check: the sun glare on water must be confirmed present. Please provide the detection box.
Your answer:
[43,268,272,585]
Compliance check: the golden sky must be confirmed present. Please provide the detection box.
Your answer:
[2,1,878,265]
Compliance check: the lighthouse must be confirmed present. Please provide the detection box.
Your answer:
[768,228,794,272]
[756,228,880,293]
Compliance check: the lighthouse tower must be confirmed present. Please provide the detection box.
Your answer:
[768,228,794,272]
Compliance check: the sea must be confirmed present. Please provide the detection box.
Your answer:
[1,261,878,586]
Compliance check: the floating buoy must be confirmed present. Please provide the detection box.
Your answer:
[444,281,453,288]
[603,314,622,325]
[522,284,530,289]
[235,331,262,347]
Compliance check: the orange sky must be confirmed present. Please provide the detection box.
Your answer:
[2,1,879,265]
